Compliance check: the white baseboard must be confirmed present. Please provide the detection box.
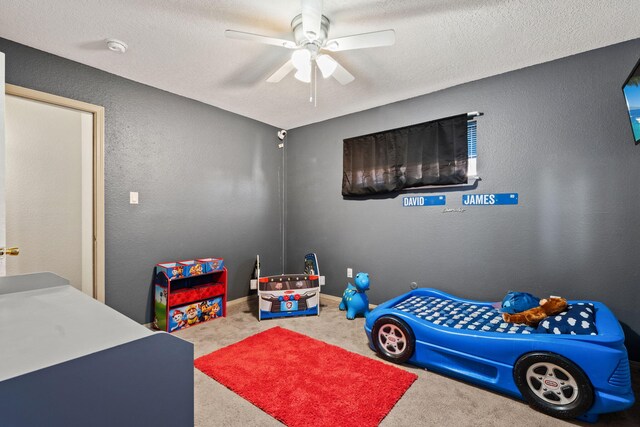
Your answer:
[320,294,342,305]
[225,293,376,308]
[227,294,256,308]
[144,292,377,328]
[320,293,377,308]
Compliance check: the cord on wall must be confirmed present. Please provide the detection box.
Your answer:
[283,137,288,273]
[279,132,287,274]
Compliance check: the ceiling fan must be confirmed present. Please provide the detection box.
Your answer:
[225,0,395,86]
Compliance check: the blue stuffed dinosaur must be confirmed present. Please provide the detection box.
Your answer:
[339,272,370,319]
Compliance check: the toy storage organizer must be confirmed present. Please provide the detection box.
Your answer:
[256,274,321,320]
[153,258,226,332]
[250,253,325,321]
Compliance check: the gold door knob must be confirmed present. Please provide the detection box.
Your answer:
[0,247,20,256]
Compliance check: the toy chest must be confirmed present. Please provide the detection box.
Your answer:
[153,258,227,332]
[250,253,325,321]
[256,274,322,320]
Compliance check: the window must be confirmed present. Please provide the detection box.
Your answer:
[342,114,470,197]
[467,119,478,178]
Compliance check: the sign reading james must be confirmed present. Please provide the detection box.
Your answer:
[402,195,446,207]
[462,193,518,206]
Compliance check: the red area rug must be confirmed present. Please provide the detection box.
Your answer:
[195,326,417,427]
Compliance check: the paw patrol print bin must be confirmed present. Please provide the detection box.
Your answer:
[168,296,224,332]
[196,258,224,273]
[156,262,185,279]
[179,260,204,277]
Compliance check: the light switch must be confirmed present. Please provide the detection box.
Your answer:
[347,268,353,278]
[130,191,139,204]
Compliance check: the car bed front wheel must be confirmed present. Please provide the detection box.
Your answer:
[514,352,594,419]
[371,316,415,364]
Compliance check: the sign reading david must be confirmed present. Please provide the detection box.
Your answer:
[402,195,446,207]
[462,193,518,206]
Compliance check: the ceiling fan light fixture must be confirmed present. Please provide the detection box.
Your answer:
[294,67,311,83]
[325,40,339,51]
[316,54,337,78]
[291,49,311,70]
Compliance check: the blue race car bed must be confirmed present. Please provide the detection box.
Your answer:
[364,288,635,422]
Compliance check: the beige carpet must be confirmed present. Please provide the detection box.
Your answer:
[173,298,640,427]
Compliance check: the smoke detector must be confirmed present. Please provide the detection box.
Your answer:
[106,39,128,53]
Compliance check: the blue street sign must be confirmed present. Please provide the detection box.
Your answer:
[402,195,446,207]
[462,193,518,206]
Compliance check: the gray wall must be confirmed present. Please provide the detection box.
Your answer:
[3,35,639,359]
[0,38,283,323]
[286,39,640,359]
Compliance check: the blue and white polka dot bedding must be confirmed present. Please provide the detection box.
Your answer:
[392,295,536,334]
[536,303,598,335]
[392,296,599,335]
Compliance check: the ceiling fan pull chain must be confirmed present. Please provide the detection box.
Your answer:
[309,60,314,104]
[314,64,318,107]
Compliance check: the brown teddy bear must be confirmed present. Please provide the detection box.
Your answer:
[502,296,568,327]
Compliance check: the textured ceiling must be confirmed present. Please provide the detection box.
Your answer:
[0,0,639,129]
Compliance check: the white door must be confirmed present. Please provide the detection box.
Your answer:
[0,54,105,300]
[4,95,94,295]
[0,52,6,275]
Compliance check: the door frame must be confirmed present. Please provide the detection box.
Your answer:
[5,84,105,302]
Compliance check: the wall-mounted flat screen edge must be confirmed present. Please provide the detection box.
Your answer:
[622,56,640,145]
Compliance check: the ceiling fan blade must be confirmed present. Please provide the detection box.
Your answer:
[301,0,323,41]
[225,30,296,49]
[267,60,296,83]
[331,60,355,85]
[324,29,395,52]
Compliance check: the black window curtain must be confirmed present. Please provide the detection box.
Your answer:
[342,114,468,197]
